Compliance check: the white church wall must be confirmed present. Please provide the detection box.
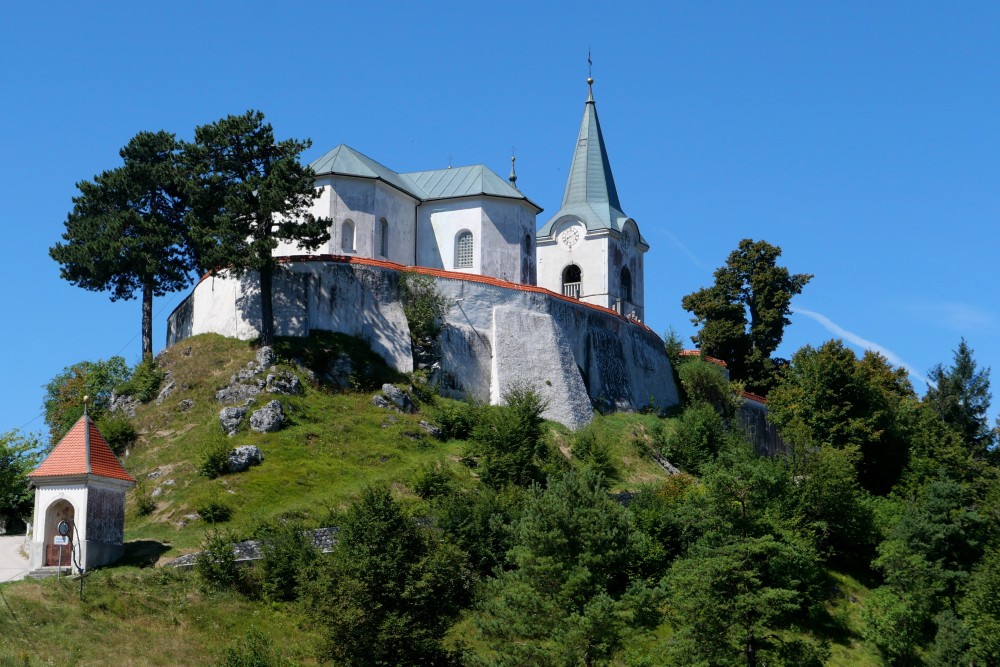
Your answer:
[167,260,680,429]
[416,199,483,274]
[479,199,537,285]
[537,220,611,309]
[373,181,417,265]
[273,177,334,257]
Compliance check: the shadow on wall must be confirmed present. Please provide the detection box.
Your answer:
[738,400,788,457]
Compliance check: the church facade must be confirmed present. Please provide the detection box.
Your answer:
[167,79,673,428]
[272,78,645,322]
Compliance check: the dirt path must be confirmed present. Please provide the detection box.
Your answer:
[0,535,29,582]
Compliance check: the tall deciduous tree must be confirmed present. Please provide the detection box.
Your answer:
[182,110,330,345]
[0,431,42,520]
[50,131,194,359]
[681,239,812,394]
[925,339,996,457]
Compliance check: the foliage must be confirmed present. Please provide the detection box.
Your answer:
[677,357,743,420]
[427,397,479,440]
[196,497,234,523]
[50,131,195,359]
[661,402,728,475]
[199,441,232,479]
[471,470,662,666]
[625,475,702,582]
[925,338,996,457]
[271,330,403,391]
[961,545,1000,664]
[182,110,330,345]
[767,340,916,494]
[96,412,137,456]
[219,628,292,667]
[0,431,42,517]
[432,485,525,578]
[133,484,157,517]
[399,271,449,343]
[681,238,812,394]
[413,462,457,500]
[469,384,549,489]
[42,355,131,443]
[571,422,619,479]
[196,529,241,591]
[665,442,828,666]
[253,515,319,602]
[302,486,472,666]
[116,357,165,403]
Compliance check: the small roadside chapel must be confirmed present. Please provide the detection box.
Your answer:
[26,406,135,576]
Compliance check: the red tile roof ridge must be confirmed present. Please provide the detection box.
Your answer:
[29,414,136,484]
[191,254,653,332]
[741,391,767,405]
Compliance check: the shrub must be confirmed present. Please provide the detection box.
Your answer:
[661,402,727,475]
[219,628,291,667]
[469,384,549,489]
[96,413,137,456]
[428,398,478,440]
[196,529,240,591]
[572,425,617,480]
[134,485,157,517]
[413,463,456,500]
[399,272,448,342]
[115,358,165,403]
[196,497,234,523]
[199,442,231,479]
[254,516,319,602]
[678,358,743,420]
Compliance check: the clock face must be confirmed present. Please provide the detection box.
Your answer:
[620,230,632,251]
[559,226,582,249]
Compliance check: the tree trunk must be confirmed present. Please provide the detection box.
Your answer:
[142,282,153,360]
[259,266,274,345]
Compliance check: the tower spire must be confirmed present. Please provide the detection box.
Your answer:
[587,49,594,101]
[509,152,518,188]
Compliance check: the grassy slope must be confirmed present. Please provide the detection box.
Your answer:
[0,333,883,665]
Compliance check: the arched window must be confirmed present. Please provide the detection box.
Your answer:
[341,219,355,253]
[562,264,582,299]
[379,218,389,257]
[523,233,532,255]
[620,266,633,303]
[455,230,473,269]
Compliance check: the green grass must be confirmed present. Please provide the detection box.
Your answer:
[0,567,318,666]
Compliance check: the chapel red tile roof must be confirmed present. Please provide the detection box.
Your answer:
[29,414,136,484]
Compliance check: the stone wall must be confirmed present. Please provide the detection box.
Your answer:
[167,257,680,429]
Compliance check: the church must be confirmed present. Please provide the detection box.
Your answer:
[168,78,672,428]
[274,76,647,322]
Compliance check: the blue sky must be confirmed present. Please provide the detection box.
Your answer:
[1,2,997,439]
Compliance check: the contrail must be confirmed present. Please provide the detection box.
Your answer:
[793,307,929,388]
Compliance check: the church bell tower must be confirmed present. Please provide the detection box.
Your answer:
[535,76,648,321]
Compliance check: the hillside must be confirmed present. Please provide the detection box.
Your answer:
[0,333,888,666]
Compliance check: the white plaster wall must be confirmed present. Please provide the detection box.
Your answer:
[479,199,537,285]
[166,260,681,429]
[373,182,418,265]
[416,200,483,274]
[537,219,611,309]
[273,178,334,257]
[29,484,87,571]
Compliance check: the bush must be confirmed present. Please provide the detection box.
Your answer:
[413,463,456,500]
[196,529,240,591]
[678,359,742,420]
[199,442,231,479]
[572,425,618,480]
[399,272,448,342]
[661,403,727,475]
[96,413,137,456]
[134,485,157,517]
[219,628,290,667]
[115,358,165,403]
[469,384,548,489]
[428,398,478,440]
[254,516,319,602]
[196,497,234,523]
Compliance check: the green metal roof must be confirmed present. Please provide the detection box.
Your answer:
[539,85,644,243]
[403,165,540,209]
[309,144,425,199]
[308,144,539,210]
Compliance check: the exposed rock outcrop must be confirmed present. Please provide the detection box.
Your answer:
[226,445,263,473]
[250,400,284,433]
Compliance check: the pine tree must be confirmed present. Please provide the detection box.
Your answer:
[50,131,194,359]
[925,339,996,457]
[182,110,330,345]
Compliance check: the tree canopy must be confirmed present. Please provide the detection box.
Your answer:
[0,431,42,518]
[681,239,811,394]
[925,338,996,458]
[50,130,195,359]
[182,110,330,345]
